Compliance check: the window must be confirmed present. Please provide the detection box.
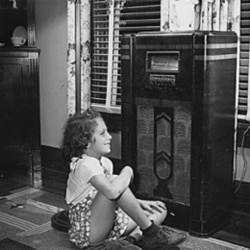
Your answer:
[91,0,247,125]
[237,0,250,127]
[91,0,160,114]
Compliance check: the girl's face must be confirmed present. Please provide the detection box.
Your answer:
[86,117,112,159]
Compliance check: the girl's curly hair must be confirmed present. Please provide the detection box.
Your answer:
[62,108,102,163]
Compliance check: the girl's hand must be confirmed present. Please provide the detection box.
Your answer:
[138,199,167,214]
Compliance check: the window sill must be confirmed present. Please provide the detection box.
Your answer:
[91,104,121,115]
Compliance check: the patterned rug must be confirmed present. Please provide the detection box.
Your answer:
[0,186,248,250]
[0,238,36,250]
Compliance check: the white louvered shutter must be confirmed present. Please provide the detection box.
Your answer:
[237,0,250,127]
[91,0,161,114]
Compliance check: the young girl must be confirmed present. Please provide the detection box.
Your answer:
[62,108,186,249]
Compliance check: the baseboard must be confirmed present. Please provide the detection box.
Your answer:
[41,167,68,195]
[41,145,122,174]
[234,180,250,197]
[233,180,250,214]
[41,145,68,173]
[40,145,250,216]
[40,145,122,195]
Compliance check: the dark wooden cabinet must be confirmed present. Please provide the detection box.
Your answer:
[0,47,40,174]
[0,0,38,176]
[0,0,35,47]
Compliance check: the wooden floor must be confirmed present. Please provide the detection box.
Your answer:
[1,165,250,249]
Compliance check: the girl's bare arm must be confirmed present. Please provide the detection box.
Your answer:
[90,166,133,200]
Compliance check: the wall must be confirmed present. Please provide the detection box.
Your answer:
[34,1,250,183]
[35,0,68,148]
[35,0,121,160]
[235,148,250,182]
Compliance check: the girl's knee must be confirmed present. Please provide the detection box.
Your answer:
[149,207,167,225]
[159,207,167,221]
[109,174,118,182]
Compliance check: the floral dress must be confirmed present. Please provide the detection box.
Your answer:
[66,156,129,248]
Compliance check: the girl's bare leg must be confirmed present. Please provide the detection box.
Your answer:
[116,188,153,229]
[125,203,167,242]
[89,192,117,244]
[89,185,166,245]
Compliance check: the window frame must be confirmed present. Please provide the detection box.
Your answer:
[90,0,161,114]
[90,0,122,114]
